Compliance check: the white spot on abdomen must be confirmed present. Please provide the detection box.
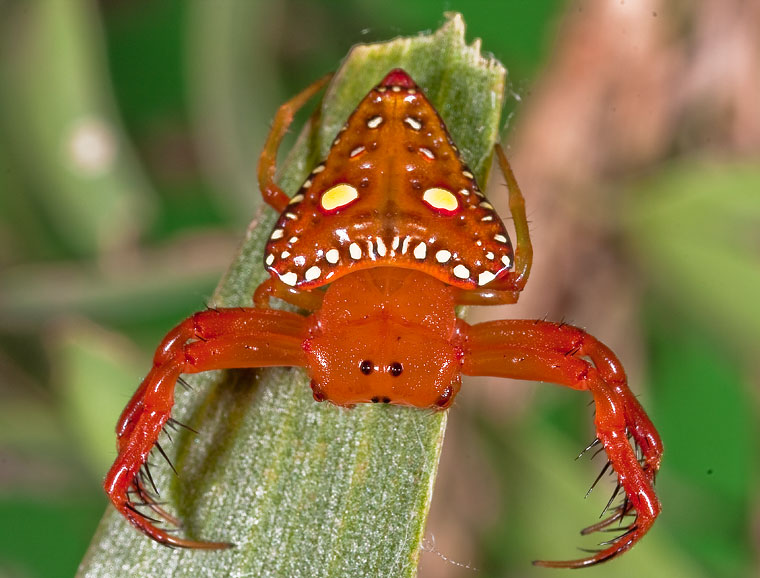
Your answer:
[404,117,422,130]
[453,265,470,279]
[435,250,451,263]
[281,272,298,286]
[478,271,496,286]
[304,266,321,281]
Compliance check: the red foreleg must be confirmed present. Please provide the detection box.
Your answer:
[105,307,308,548]
[460,319,663,568]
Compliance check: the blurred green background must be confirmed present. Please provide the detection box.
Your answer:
[0,1,757,577]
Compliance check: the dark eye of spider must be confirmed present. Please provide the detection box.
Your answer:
[389,362,403,377]
[359,360,373,375]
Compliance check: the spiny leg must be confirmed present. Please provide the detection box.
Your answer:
[115,307,306,446]
[453,143,533,306]
[459,319,662,567]
[106,307,308,548]
[257,73,333,213]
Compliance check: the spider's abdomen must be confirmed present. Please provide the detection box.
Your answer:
[264,69,514,291]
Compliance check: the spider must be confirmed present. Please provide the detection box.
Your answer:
[105,68,662,568]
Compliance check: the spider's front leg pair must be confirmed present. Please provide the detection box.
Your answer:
[459,318,663,567]
[103,307,309,547]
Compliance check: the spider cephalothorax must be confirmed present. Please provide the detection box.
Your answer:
[105,69,662,568]
[304,269,463,409]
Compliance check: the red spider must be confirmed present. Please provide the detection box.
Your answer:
[104,69,662,568]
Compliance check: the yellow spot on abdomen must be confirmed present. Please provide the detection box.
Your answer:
[422,187,459,213]
[321,184,359,212]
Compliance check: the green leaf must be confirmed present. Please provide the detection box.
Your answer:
[622,161,760,355]
[78,14,506,578]
[0,233,231,328]
[51,319,146,479]
[0,1,154,256]
[644,301,757,578]
[187,0,280,221]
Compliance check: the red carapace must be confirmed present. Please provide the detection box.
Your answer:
[105,69,662,568]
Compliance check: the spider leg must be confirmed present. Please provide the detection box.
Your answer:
[106,307,308,548]
[257,73,332,213]
[459,319,662,568]
[253,276,326,310]
[453,143,533,306]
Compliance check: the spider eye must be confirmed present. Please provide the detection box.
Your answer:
[389,362,403,377]
[359,360,374,375]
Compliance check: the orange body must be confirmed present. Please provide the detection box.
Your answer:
[104,69,662,568]
[304,269,462,408]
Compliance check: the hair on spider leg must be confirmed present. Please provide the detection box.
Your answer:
[599,520,637,533]
[532,313,551,326]
[177,377,194,392]
[129,484,158,504]
[583,495,638,535]
[576,437,601,460]
[598,525,639,547]
[148,502,182,526]
[591,445,606,460]
[139,462,160,496]
[600,482,622,518]
[130,499,169,508]
[621,495,631,515]
[154,441,179,476]
[585,460,612,498]
[564,345,582,357]
[167,417,199,434]
[130,480,183,526]
[585,500,630,532]
[125,503,163,525]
